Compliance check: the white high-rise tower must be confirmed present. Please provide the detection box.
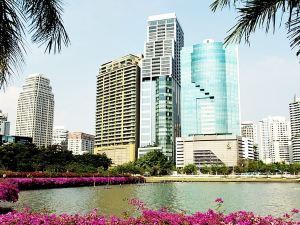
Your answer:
[289,96,300,162]
[139,13,184,159]
[259,116,291,163]
[16,74,54,147]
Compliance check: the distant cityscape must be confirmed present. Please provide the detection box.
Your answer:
[1,13,299,167]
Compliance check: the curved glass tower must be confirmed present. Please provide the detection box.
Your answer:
[181,39,240,137]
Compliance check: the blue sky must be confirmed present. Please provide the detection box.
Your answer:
[0,0,299,135]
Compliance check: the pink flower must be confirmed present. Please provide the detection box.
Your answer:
[291,208,299,214]
[215,198,224,204]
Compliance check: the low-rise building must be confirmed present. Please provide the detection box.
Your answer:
[176,135,240,168]
[0,135,32,145]
[68,132,94,155]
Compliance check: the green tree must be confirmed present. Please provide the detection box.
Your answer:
[113,162,143,175]
[0,0,70,89]
[211,0,300,59]
[136,150,173,176]
[183,164,198,175]
[73,153,112,170]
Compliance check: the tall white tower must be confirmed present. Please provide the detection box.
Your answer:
[16,74,54,147]
[259,116,291,163]
[289,96,300,162]
[139,13,184,159]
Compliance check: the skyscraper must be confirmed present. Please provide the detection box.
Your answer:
[94,55,141,165]
[0,110,10,135]
[139,13,184,159]
[259,116,291,163]
[241,121,258,144]
[181,39,240,137]
[289,96,300,162]
[16,74,54,147]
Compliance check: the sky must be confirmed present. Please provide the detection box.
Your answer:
[0,0,299,135]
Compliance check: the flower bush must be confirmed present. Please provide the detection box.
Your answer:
[0,207,299,224]
[7,177,144,190]
[0,171,133,178]
[0,181,19,203]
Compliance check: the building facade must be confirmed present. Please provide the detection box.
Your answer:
[68,132,94,155]
[181,39,240,137]
[238,137,254,160]
[94,55,141,165]
[139,13,184,159]
[15,74,54,147]
[52,126,69,150]
[259,117,291,163]
[241,121,258,144]
[289,96,300,162]
[0,110,10,135]
[176,135,239,168]
[0,135,32,145]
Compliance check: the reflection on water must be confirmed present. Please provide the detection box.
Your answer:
[15,183,300,218]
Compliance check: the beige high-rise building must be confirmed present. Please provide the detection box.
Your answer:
[16,74,54,147]
[94,54,141,165]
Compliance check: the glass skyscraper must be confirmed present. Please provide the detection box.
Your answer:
[181,39,240,137]
[139,13,184,158]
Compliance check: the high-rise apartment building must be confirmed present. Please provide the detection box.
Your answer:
[0,110,10,135]
[52,126,69,150]
[68,132,94,155]
[241,121,258,144]
[94,55,141,165]
[289,96,300,162]
[15,74,54,147]
[181,39,240,137]
[259,117,291,163]
[139,13,184,159]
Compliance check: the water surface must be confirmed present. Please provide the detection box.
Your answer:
[14,182,300,218]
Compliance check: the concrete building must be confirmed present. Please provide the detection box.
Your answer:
[176,135,240,168]
[241,121,258,144]
[94,55,141,165]
[238,137,254,160]
[15,74,54,147]
[0,135,32,145]
[52,126,68,150]
[0,110,10,135]
[181,39,240,137]
[289,96,300,162]
[68,132,94,155]
[139,13,184,159]
[259,117,291,163]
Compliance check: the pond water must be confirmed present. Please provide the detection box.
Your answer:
[14,182,300,218]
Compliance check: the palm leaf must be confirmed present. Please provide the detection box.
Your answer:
[0,0,26,89]
[224,0,284,45]
[23,0,70,54]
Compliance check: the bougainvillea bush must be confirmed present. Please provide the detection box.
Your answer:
[0,171,132,178]
[0,181,19,203]
[0,208,299,225]
[7,177,144,190]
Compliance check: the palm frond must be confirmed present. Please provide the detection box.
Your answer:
[23,0,70,54]
[287,9,300,57]
[210,0,240,12]
[223,0,285,45]
[0,0,26,89]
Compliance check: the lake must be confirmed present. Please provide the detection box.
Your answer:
[14,182,300,218]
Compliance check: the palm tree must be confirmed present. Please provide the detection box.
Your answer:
[210,0,300,60]
[0,0,70,89]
